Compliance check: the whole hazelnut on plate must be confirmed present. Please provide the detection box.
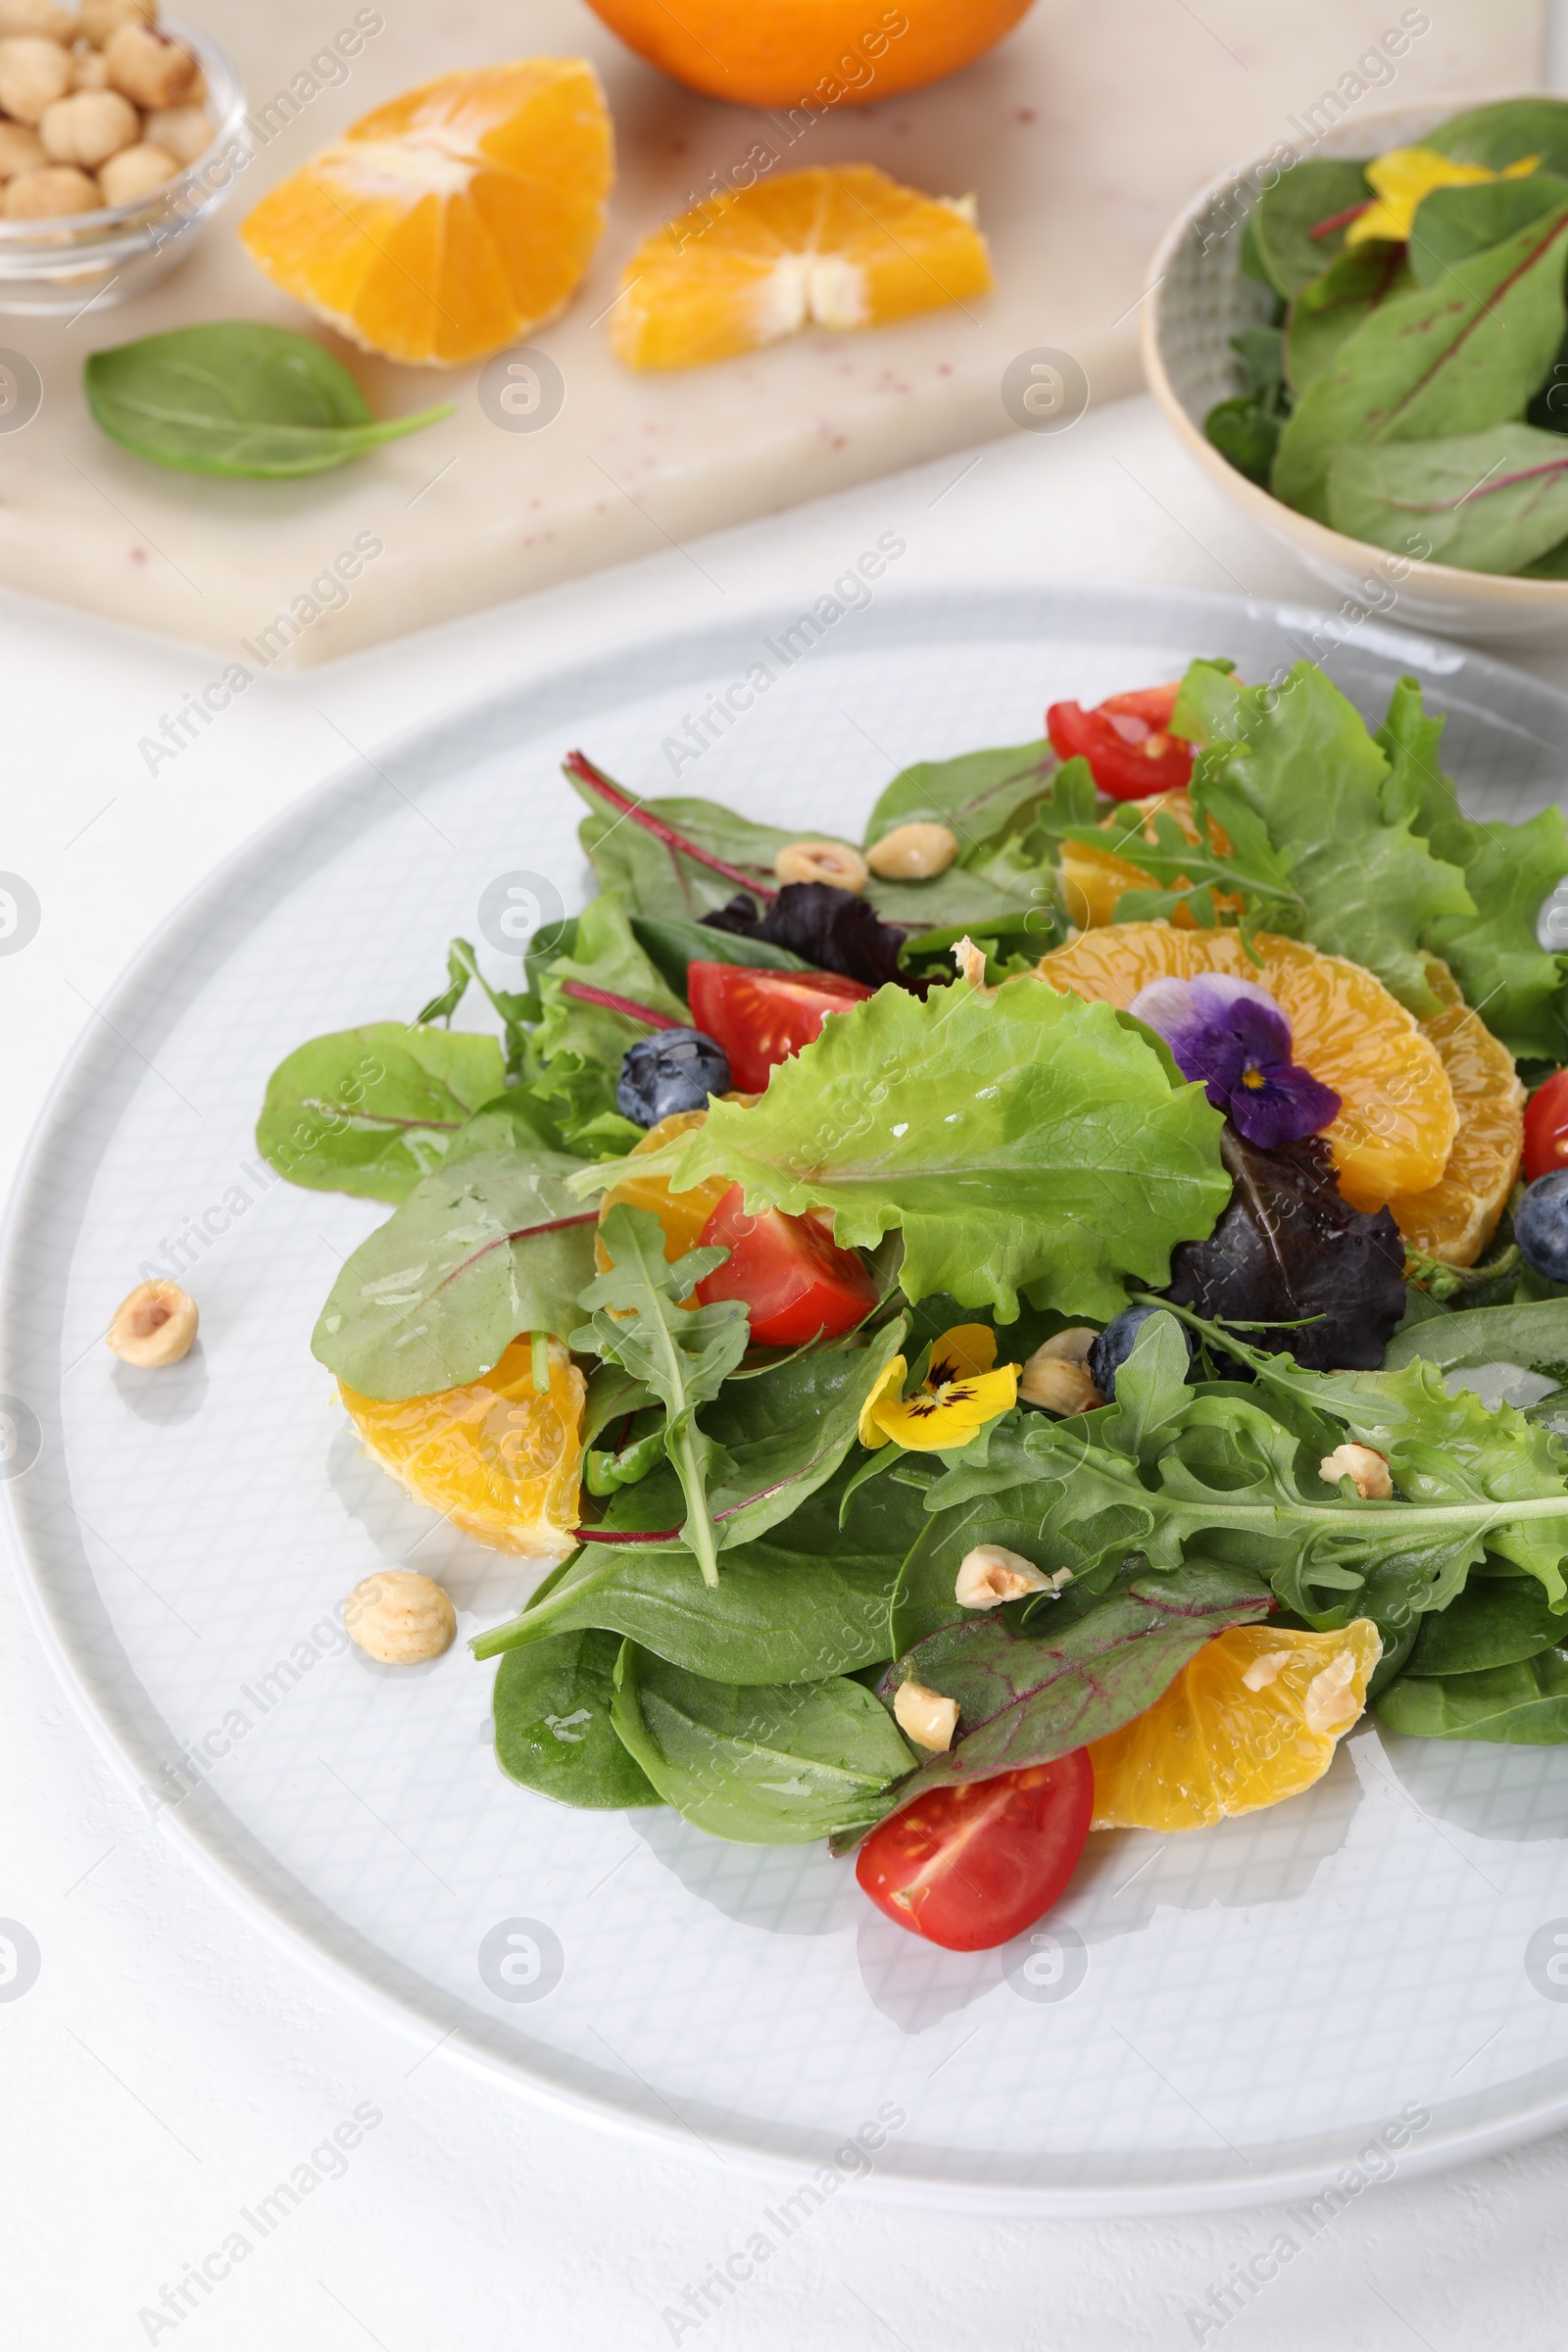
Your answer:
[345,1571,457,1666]
[98,137,176,204]
[107,1279,199,1367]
[866,821,959,880]
[40,88,138,167]
[4,160,95,215]
[0,34,72,122]
[104,19,194,108]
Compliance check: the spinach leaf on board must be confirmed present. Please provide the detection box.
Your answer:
[1386,1298,1568,1379]
[612,1642,914,1841]
[1426,97,1568,176]
[85,323,451,477]
[1403,1576,1568,1675]
[571,1207,751,1587]
[1249,159,1373,298]
[1328,425,1568,573]
[1271,197,1568,523]
[473,1458,926,1682]
[1375,1647,1568,1741]
[1286,247,1412,397]
[492,1629,662,1808]
[1407,172,1568,286]
[311,1146,597,1398]
[1377,675,1568,1058]
[583,974,1230,1322]
[257,1024,506,1201]
[1172,660,1473,1015]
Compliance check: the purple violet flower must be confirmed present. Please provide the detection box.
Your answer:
[1128,971,1343,1151]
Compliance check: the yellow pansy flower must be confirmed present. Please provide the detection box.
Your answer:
[1346,145,1541,248]
[859,1323,1019,1453]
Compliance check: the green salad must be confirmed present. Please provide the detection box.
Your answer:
[257,653,1568,1952]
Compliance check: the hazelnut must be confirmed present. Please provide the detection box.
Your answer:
[141,100,209,164]
[866,821,959,881]
[103,18,193,107]
[40,88,138,166]
[0,34,72,121]
[4,159,94,214]
[1030,1325,1097,1367]
[1018,1351,1102,1415]
[952,934,994,998]
[955,1543,1057,1608]
[893,1680,959,1753]
[1303,1649,1368,1737]
[69,43,111,88]
[0,119,44,173]
[774,838,868,893]
[0,0,74,39]
[107,1279,198,1367]
[345,1570,457,1666]
[97,137,175,204]
[79,0,155,43]
[1319,1442,1393,1501]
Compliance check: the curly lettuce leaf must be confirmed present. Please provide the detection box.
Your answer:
[578,976,1231,1321]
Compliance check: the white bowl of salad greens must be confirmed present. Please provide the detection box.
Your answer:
[1144,94,1568,640]
[257,647,1568,1961]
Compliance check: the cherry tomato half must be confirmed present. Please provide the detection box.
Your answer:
[1046,682,1195,802]
[695,1183,878,1345]
[856,1752,1094,1951]
[1525,1069,1568,1182]
[686,961,874,1094]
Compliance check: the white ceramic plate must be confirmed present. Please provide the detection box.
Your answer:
[9,583,1568,2217]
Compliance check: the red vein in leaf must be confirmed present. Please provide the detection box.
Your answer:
[1384,205,1568,428]
[564,749,779,900]
[1307,201,1372,240]
[559,979,684,1029]
[426,1210,599,1304]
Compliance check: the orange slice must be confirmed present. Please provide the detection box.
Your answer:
[1038,924,1458,1209]
[240,61,613,367]
[341,1336,584,1555]
[1088,1621,1381,1831]
[1388,957,1524,1266]
[1057,790,1239,931]
[596,1108,731,1287]
[610,165,992,370]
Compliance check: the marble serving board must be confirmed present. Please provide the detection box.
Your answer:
[0,0,1544,663]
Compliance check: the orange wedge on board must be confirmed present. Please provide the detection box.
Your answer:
[611,165,992,370]
[240,61,613,367]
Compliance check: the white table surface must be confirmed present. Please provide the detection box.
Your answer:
[14,336,1568,2352]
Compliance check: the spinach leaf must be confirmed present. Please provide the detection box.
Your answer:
[1385,1298,1568,1378]
[629,911,812,998]
[257,1024,506,1201]
[572,1207,750,1586]
[1378,674,1568,1057]
[1403,1575,1568,1675]
[1408,172,1568,286]
[890,1496,1083,1653]
[568,758,792,922]
[1426,98,1568,177]
[1172,660,1473,1015]
[1286,247,1411,396]
[1272,198,1568,522]
[1375,1646,1568,1741]
[696,1320,909,1549]
[492,1629,661,1808]
[862,738,1054,852]
[612,1642,913,1840]
[1329,424,1568,573]
[474,1459,925,1681]
[587,973,1230,1323]
[443,1086,573,1168]
[85,323,450,477]
[1250,159,1373,298]
[1204,393,1282,487]
[529,892,690,1150]
[311,1147,597,1398]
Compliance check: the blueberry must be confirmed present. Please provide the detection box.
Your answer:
[1089,1304,1195,1401]
[1517,1171,1568,1284]
[616,1028,731,1125]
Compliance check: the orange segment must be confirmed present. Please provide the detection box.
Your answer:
[341,1337,585,1556]
[596,1109,731,1286]
[1088,1621,1381,1832]
[611,165,992,370]
[1058,791,1239,931]
[1038,924,1457,1209]
[1388,957,1524,1266]
[240,61,613,367]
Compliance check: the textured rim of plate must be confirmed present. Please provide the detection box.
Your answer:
[9,579,1568,2217]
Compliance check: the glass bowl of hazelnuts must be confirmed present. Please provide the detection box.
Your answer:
[0,0,243,313]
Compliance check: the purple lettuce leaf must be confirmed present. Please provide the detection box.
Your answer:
[702,881,931,993]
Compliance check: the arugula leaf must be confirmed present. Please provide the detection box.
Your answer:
[1329,424,1568,573]
[1286,247,1412,396]
[1426,97,1568,176]
[1250,159,1372,298]
[84,322,451,477]
[571,1207,750,1586]
[1403,1576,1568,1675]
[611,1642,913,1840]
[257,1024,506,1202]
[1386,1298,1568,1379]
[473,1458,924,1681]
[311,1147,597,1398]
[1272,198,1568,522]
[1172,660,1472,1014]
[1408,172,1568,286]
[1378,674,1568,1055]
[585,975,1230,1321]
[1374,1646,1568,1741]
[492,1629,662,1808]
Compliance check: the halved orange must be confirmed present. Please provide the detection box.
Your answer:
[611,165,992,370]
[1038,924,1458,1210]
[1088,1621,1381,1832]
[1388,957,1524,1266]
[341,1336,585,1556]
[582,0,1035,108]
[240,61,613,367]
[1057,791,1239,932]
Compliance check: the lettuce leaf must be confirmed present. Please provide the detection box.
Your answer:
[578,975,1231,1321]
